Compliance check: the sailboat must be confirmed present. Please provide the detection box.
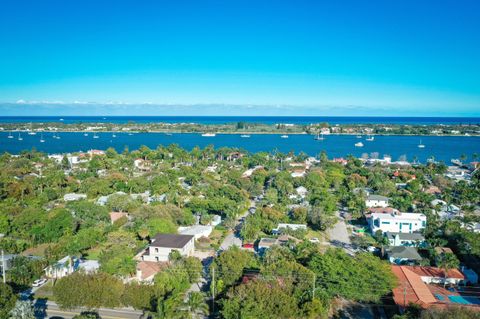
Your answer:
[7,132,13,139]
[314,133,324,140]
[366,135,374,141]
[18,133,23,141]
[355,142,364,147]
[40,134,45,143]
[93,132,99,139]
[418,140,425,148]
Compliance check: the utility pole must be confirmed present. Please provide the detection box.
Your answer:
[1,250,6,284]
[403,286,407,309]
[212,267,215,315]
[312,274,316,299]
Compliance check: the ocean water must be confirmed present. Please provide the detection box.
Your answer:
[0,116,479,125]
[1,131,479,163]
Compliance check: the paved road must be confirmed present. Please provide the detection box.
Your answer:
[326,211,354,254]
[34,300,142,319]
[219,200,255,251]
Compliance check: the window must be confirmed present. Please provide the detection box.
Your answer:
[381,221,390,225]
[155,257,159,262]
[155,248,159,253]
[374,219,380,227]
[422,221,426,227]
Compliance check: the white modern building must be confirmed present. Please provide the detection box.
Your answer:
[141,234,195,262]
[369,212,426,234]
[365,195,389,208]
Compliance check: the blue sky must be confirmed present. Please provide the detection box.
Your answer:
[0,0,479,116]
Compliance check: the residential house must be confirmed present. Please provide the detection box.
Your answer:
[63,193,87,202]
[78,260,100,274]
[385,246,422,265]
[178,225,213,240]
[386,232,426,247]
[109,212,129,224]
[272,223,307,234]
[391,265,471,312]
[133,158,152,172]
[365,195,389,208]
[45,256,79,279]
[140,234,195,262]
[257,238,279,253]
[369,211,426,234]
[136,261,168,282]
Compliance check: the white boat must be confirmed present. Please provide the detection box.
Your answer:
[240,134,251,138]
[93,133,99,139]
[28,131,36,135]
[356,135,362,138]
[7,132,13,139]
[84,133,88,137]
[128,133,133,136]
[59,118,64,121]
[281,135,289,139]
[355,142,364,147]
[40,134,45,143]
[418,140,425,148]
[366,135,374,141]
[314,133,324,140]
[18,133,23,141]
[451,159,462,166]
[201,133,216,137]
[112,133,117,138]
[165,133,173,136]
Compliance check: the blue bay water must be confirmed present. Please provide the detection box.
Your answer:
[0,132,479,163]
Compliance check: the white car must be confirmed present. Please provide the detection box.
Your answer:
[32,278,47,287]
[309,237,320,243]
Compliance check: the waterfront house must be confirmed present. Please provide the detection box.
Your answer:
[140,233,195,262]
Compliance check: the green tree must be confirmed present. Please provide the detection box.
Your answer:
[0,283,16,319]
[9,300,35,319]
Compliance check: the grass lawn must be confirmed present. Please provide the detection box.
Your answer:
[34,280,56,301]
[84,246,102,260]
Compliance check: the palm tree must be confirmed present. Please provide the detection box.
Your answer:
[437,252,460,287]
[185,292,209,319]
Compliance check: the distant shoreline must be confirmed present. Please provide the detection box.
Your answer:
[2,129,479,137]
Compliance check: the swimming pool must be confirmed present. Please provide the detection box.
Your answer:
[448,295,480,305]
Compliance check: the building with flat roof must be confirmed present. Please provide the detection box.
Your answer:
[369,212,426,234]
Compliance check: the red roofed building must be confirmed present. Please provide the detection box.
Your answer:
[109,212,129,224]
[136,261,169,282]
[391,266,478,312]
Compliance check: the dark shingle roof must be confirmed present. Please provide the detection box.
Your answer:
[150,234,194,248]
[386,232,425,241]
[386,246,422,260]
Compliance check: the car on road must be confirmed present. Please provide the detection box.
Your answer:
[32,278,47,287]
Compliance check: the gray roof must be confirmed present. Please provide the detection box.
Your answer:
[386,232,425,241]
[368,195,389,201]
[386,246,422,260]
[150,234,194,249]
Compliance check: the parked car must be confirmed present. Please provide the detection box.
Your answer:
[309,237,320,243]
[32,278,47,287]
[242,243,254,249]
